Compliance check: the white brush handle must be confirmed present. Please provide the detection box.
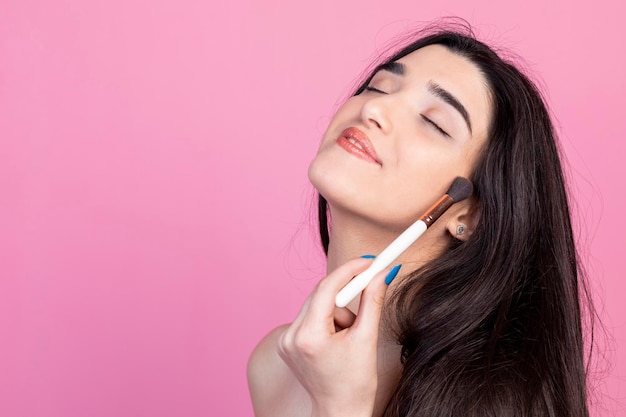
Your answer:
[335,219,428,308]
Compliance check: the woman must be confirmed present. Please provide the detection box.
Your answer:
[248,24,591,417]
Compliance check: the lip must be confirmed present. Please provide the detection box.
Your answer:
[336,127,382,165]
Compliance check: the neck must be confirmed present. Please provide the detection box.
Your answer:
[324,204,440,414]
[325,205,448,277]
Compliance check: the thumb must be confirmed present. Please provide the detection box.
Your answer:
[352,264,401,339]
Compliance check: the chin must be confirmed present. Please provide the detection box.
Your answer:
[308,154,431,233]
[308,154,340,200]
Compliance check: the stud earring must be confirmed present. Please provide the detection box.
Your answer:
[456,224,466,236]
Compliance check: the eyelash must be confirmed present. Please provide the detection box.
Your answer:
[421,115,450,137]
[364,86,386,94]
[365,86,450,138]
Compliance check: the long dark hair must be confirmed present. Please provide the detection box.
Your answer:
[318,25,591,416]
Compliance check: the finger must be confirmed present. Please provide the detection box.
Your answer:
[302,257,374,333]
[352,265,399,339]
[290,295,312,329]
[279,295,312,351]
[333,306,357,330]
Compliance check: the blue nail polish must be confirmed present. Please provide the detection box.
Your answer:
[360,254,376,259]
[385,264,402,285]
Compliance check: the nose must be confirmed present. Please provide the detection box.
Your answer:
[360,95,392,134]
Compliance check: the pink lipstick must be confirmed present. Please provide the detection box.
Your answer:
[336,127,381,165]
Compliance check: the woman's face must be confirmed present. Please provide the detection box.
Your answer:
[309,44,493,232]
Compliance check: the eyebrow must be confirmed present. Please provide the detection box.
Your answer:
[376,61,473,135]
[377,61,405,76]
[427,81,473,134]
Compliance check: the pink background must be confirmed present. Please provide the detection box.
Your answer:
[1,0,624,416]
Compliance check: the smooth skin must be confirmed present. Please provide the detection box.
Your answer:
[248,45,493,417]
[278,258,395,417]
[248,258,400,417]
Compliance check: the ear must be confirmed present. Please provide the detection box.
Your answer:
[445,197,480,242]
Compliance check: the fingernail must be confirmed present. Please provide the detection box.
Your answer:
[360,254,376,259]
[385,264,402,285]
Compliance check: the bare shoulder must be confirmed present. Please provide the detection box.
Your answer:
[247,324,311,417]
[247,324,291,390]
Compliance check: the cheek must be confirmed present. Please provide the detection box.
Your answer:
[396,141,459,179]
[388,146,473,211]
[396,128,484,179]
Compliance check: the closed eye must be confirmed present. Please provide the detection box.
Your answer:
[364,86,387,94]
[421,115,450,138]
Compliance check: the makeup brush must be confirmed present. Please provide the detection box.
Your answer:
[335,176,474,308]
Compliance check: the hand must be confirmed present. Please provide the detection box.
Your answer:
[277,257,394,417]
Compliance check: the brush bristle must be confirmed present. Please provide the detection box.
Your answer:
[447,177,473,203]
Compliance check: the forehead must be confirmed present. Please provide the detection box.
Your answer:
[394,44,493,140]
